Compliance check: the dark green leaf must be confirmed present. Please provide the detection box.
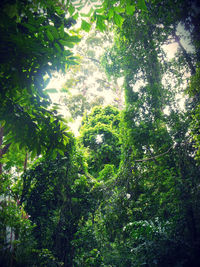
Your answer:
[54,42,62,52]
[46,29,54,42]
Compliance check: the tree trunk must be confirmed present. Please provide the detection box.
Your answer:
[24,152,28,171]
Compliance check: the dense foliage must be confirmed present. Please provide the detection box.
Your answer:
[1,0,200,266]
[0,0,80,158]
[79,105,121,176]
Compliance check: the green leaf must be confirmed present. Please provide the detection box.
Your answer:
[113,13,124,28]
[63,33,81,43]
[60,25,65,38]
[81,19,91,32]
[46,29,54,42]
[72,12,79,20]
[64,50,73,56]
[96,15,106,32]
[67,35,81,43]
[57,148,64,156]
[68,4,75,15]
[138,0,148,11]
[48,26,59,39]
[94,4,102,8]
[59,40,74,48]
[54,42,62,52]
[23,23,37,32]
[120,0,127,5]
[126,4,135,15]
[108,8,114,20]
[72,197,78,203]
[114,6,125,13]
[63,135,69,146]
[95,8,104,14]
[31,148,37,160]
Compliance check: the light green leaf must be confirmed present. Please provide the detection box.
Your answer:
[126,4,135,15]
[72,12,79,20]
[108,8,114,20]
[96,15,106,32]
[94,4,102,8]
[68,4,75,15]
[63,135,69,146]
[114,6,125,13]
[95,8,104,14]
[113,13,124,28]
[81,19,91,32]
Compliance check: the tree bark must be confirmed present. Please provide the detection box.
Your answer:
[24,152,28,171]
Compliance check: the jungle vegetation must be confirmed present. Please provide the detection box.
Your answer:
[0,0,200,266]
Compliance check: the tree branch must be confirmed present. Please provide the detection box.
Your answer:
[86,57,101,64]
[79,52,101,65]
[135,146,173,162]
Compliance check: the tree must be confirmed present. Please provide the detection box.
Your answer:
[0,0,80,162]
[21,138,96,266]
[2,0,200,266]
[79,105,121,177]
[95,1,200,266]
